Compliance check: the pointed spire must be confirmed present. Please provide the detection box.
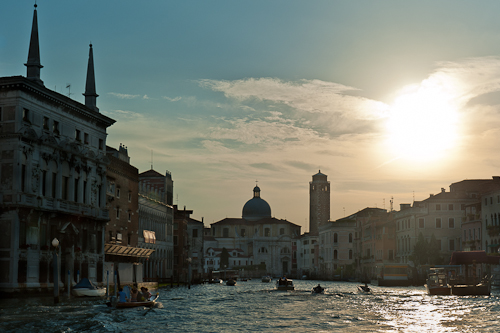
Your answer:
[25,4,43,85]
[83,43,99,112]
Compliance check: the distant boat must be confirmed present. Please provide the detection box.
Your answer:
[226,279,236,286]
[357,285,371,293]
[276,279,294,291]
[312,285,325,294]
[72,278,106,297]
[261,276,271,283]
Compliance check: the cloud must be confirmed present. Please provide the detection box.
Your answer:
[108,92,141,99]
[198,77,390,120]
[163,96,182,102]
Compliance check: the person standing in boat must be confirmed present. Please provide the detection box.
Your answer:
[118,287,128,303]
[130,287,139,302]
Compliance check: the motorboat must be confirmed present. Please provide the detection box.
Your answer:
[425,268,451,295]
[357,285,371,293]
[108,285,159,309]
[226,279,237,286]
[261,276,272,283]
[72,278,106,297]
[276,279,294,291]
[312,285,325,294]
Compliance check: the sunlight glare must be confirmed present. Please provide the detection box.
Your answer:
[386,81,460,162]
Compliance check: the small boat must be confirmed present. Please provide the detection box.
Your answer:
[357,285,371,293]
[115,293,159,309]
[425,268,451,295]
[312,285,325,294]
[262,276,272,283]
[72,278,106,297]
[276,279,294,291]
[226,279,236,286]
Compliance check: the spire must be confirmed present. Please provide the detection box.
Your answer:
[83,43,99,112]
[25,4,43,85]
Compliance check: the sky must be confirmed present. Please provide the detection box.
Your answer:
[3,1,500,231]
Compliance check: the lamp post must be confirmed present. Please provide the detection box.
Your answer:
[187,257,192,289]
[52,238,60,304]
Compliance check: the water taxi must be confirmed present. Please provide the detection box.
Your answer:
[276,279,294,291]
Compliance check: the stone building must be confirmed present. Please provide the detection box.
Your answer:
[173,205,204,283]
[104,144,153,285]
[138,169,174,280]
[0,6,115,293]
[206,185,301,277]
[309,171,330,235]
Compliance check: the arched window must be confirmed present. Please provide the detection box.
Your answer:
[279,228,285,235]
[265,228,270,237]
[258,247,268,253]
[333,249,338,260]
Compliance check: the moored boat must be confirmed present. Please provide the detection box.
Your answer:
[72,278,106,297]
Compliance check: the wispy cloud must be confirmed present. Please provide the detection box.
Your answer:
[108,92,141,99]
[163,96,182,102]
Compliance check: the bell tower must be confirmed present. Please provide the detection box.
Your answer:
[309,170,330,235]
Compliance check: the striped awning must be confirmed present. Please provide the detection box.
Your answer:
[104,244,155,258]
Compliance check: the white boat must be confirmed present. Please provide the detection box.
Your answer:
[261,276,271,283]
[72,278,106,297]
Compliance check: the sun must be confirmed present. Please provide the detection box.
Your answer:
[385,82,460,162]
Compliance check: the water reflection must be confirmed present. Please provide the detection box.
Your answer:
[1,281,499,332]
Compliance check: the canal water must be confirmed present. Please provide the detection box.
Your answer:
[1,280,500,332]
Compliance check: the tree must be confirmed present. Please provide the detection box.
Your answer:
[410,232,428,266]
[220,247,229,268]
[428,234,443,265]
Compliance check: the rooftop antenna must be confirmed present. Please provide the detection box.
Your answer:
[390,196,394,212]
[66,83,72,98]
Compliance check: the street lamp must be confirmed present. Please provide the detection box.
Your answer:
[52,238,59,304]
[187,257,192,289]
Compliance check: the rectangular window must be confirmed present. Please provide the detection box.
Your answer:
[128,191,132,202]
[241,229,246,237]
[436,218,442,228]
[265,228,270,237]
[75,129,81,141]
[448,204,453,211]
[419,218,424,228]
[62,176,69,200]
[42,170,47,196]
[449,239,455,251]
[116,188,120,198]
[116,209,120,219]
[21,164,26,192]
[448,218,454,228]
[128,212,131,222]
[99,139,104,150]
[52,172,57,198]
[22,108,29,122]
[83,181,87,204]
[53,121,59,135]
[436,204,441,211]
[84,133,89,144]
[223,228,229,237]
[43,117,49,130]
[173,236,178,246]
[74,178,79,202]
[193,229,198,238]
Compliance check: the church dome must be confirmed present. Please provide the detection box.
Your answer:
[242,185,271,221]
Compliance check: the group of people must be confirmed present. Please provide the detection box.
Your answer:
[118,286,152,303]
[277,276,289,286]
